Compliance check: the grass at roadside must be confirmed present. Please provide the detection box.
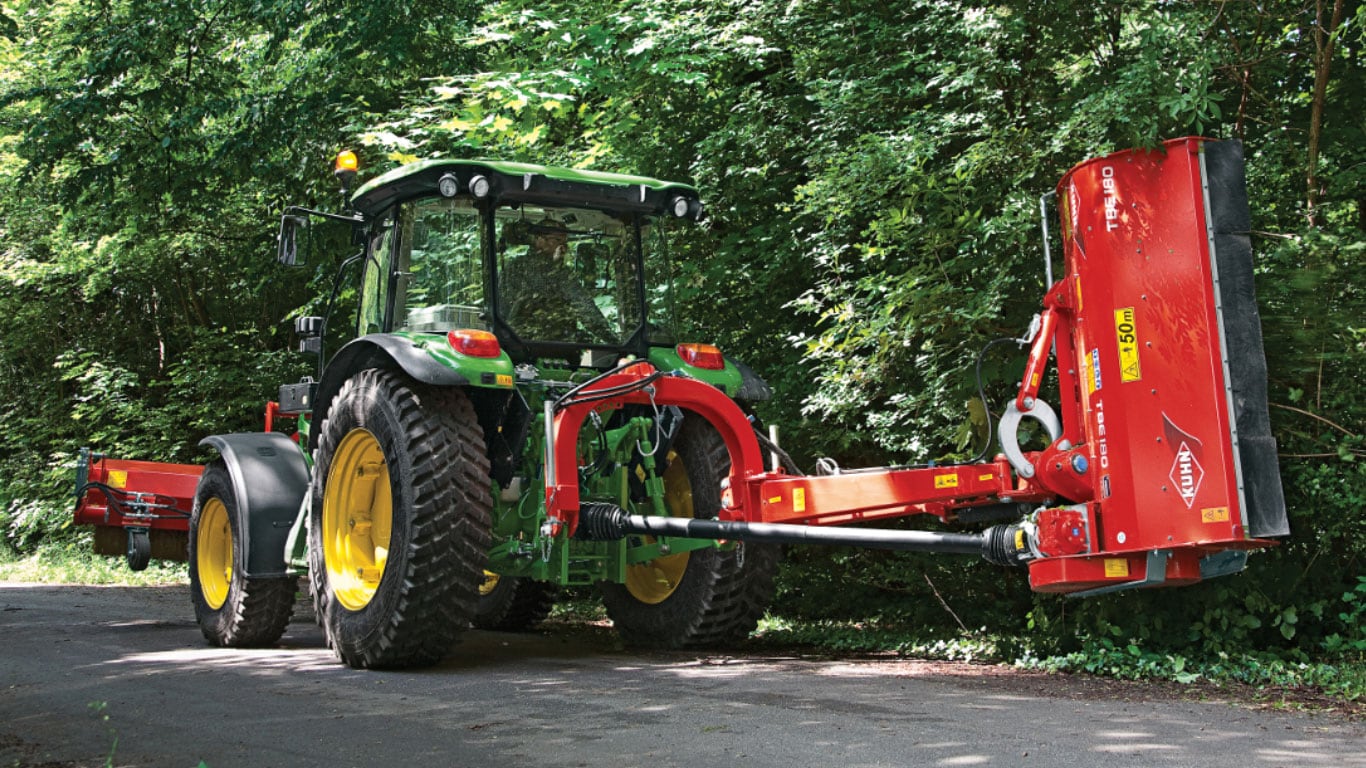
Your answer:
[0,541,186,585]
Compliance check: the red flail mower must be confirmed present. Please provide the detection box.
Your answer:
[552,138,1287,595]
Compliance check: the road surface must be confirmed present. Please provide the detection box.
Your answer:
[1,583,1362,767]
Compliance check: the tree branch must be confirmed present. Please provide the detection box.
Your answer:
[1270,402,1359,438]
[924,573,967,633]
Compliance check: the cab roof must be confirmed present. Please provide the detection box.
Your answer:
[350,159,701,220]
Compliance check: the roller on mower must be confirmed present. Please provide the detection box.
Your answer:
[74,137,1286,668]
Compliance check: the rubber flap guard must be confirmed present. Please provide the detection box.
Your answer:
[1203,140,1288,538]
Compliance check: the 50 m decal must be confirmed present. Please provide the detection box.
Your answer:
[1114,307,1142,382]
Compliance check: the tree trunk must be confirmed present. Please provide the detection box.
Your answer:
[1305,0,1345,226]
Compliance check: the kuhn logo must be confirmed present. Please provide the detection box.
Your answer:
[1169,441,1204,508]
[1161,413,1206,509]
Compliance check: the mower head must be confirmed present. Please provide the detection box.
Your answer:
[1022,137,1287,593]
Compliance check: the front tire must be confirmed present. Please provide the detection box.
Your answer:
[308,369,492,669]
[189,460,296,647]
[599,416,781,648]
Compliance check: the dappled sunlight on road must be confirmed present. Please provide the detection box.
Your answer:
[1092,742,1184,753]
[639,651,1366,767]
[658,656,801,680]
[5,585,1365,768]
[102,644,341,674]
[1257,742,1366,765]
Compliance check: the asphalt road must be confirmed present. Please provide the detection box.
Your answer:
[1,583,1362,768]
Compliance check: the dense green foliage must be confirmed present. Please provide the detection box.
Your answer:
[2,0,1362,677]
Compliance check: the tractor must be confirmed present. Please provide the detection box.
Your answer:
[75,138,1287,669]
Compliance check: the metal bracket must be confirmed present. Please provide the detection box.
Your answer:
[997,399,1062,479]
[1067,549,1171,598]
[1199,549,1248,580]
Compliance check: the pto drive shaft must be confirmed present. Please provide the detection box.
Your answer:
[576,503,1026,566]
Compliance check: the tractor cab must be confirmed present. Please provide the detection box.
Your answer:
[343,159,706,372]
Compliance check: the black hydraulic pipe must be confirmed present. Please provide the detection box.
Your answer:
[579,503,988,556]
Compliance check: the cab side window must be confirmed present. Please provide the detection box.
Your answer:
[359,214,395,335]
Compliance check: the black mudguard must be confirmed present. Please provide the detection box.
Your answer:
[1204,141,1289,539]
[199,433,310,578]
[308,334,470,450]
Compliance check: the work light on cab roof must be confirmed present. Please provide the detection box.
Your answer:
[334,150,359,200]
[334,150,359,176]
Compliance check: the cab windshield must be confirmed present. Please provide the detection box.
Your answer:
[363,197,678,351]
[495,205,652,347]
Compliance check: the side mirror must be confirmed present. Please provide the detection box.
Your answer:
[295,315,324,356]
[277,214,310,266]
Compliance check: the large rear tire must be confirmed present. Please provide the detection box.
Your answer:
[189,460,296,647]
[308,369,492,669]
[599,416,780,648]
[474,573,557,631]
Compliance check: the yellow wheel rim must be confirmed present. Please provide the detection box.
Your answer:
[625,451,693,604]
[197,498,232,611]
[480,571,500,596]
[323,428,392,611]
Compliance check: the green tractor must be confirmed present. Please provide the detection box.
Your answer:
[190,154,781,668]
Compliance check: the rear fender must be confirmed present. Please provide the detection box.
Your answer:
[199,433,310,578]
[308,335,471,450]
